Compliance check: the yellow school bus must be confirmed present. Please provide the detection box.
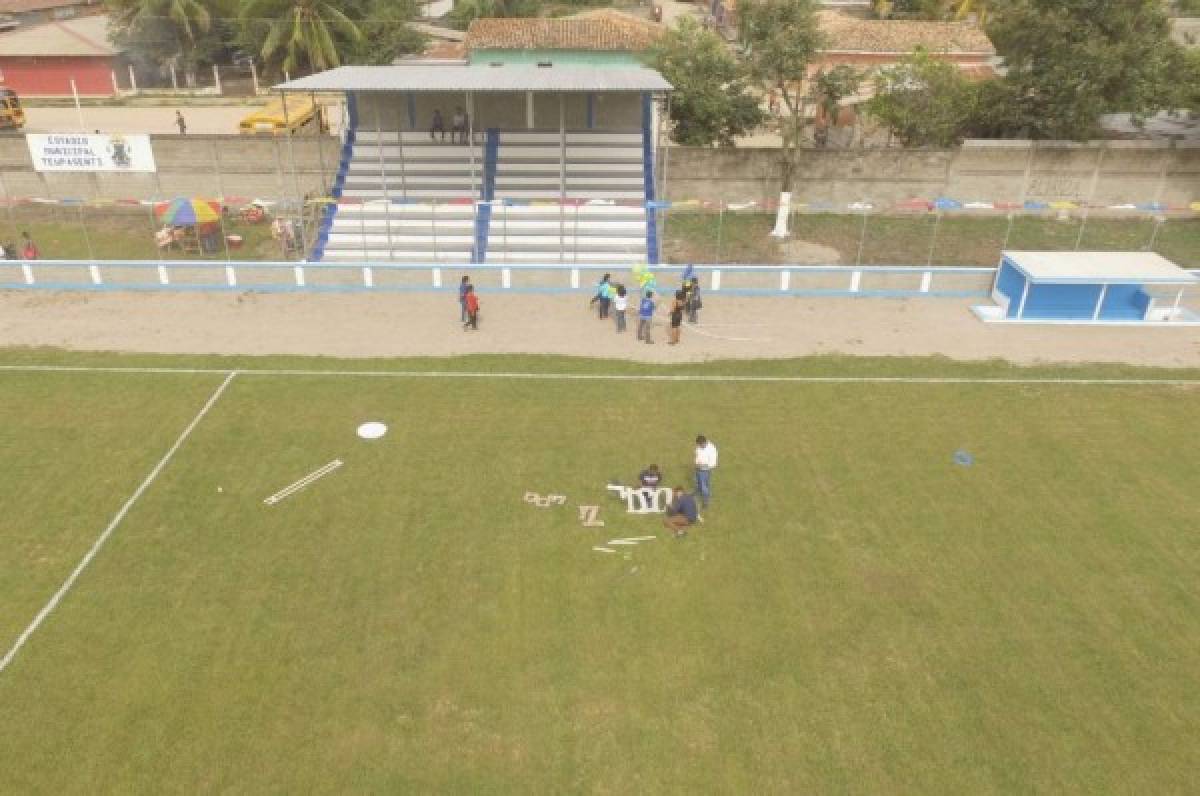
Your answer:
[238,95,319,135]
[0,88,25,130]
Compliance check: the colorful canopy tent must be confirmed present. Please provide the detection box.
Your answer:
[154,198,221,226]
[974,251,1199,325]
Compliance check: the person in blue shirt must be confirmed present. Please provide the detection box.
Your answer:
[589,273,613,319]
[637,289,656,344]
[662,486,699,537]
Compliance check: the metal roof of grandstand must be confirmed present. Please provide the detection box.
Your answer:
[274,64,672,93]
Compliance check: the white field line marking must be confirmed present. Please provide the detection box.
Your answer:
[593,547,617,554]
[607,540,641,546]
[263,459,343,505]
[610,536,658,543]
[0,364,1197,386]
[0,370,238,676]
[686,326,765,343]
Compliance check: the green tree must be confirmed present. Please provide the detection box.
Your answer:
[811,64,860,147]
[866,47,975,147]
[240,0,364,76]
[738,0,825,236]
[447,0,540,31]
[107,0,214,85]
[651,18,764,147]
[342,0,426,65]
[985,0,1180,139]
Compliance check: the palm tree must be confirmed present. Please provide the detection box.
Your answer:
[109,0,212,86]
[950,0,989,23]
[241,0,364,76]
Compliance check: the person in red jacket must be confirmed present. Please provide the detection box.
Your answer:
[20,231,39,260]
[463,285,480,331]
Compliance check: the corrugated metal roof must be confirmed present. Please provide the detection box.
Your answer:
[0,13,118,56]
[274,64,672,93]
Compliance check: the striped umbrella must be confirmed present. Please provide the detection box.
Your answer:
[154,198,220,226]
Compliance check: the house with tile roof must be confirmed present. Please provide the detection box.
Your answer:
[0,13,126,96]
[0,0,102,28]
[464,10,664,67]
[813,10,995,76]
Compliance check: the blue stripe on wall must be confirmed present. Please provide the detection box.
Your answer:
[641,92,658,265]
[472,129,500,263]
[995,260,1025,318]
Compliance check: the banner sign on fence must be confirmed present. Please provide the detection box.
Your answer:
[26,133,157,173]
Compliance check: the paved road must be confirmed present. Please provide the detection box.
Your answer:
[22,105,347,136]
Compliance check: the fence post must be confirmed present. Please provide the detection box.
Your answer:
[250,62,259,95]
[432,266,442,288]
[920,271,932,293]
[212,64,222,95]
[780,270,789,292]
[850,270,862,293]
[21,263,34,285]
[570,268,580,289]
[363,266,374,287]
[225,264,237,287]
[293,264,305,287]
[158,264,169,285]
[926,211,942,267]
[502,267,512,289]
[855,205,869,267]
[128,64,137,94]
[711,269,721,291]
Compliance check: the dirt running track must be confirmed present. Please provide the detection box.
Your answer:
[1,291,1198,367]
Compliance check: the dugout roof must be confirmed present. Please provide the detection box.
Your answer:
[1002,251,1197,285]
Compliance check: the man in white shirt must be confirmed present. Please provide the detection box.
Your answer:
[694,435,718,508]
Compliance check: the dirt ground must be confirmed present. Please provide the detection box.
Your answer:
[1,291,1198,368]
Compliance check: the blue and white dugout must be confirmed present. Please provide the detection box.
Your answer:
[975,251,1200,325]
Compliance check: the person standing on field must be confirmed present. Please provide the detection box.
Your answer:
[175,111,187,135]
[463,284,480,330]
[637,289,656,344]
[668,289,685,345]
[694,435,717,508]
[685,276,701,323]
[613,284,628,333]
[458,274,471,322]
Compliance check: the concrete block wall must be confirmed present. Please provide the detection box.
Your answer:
[661,140,1200,210]
[0,133,333,202]
[1,132,1197,212]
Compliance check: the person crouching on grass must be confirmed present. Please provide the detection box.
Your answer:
[463,285,480,330]
[663,486,700,537]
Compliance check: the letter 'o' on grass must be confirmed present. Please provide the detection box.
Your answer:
[357,422,388,440]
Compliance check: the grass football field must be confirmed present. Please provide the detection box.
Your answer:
[1,354,1199,792]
